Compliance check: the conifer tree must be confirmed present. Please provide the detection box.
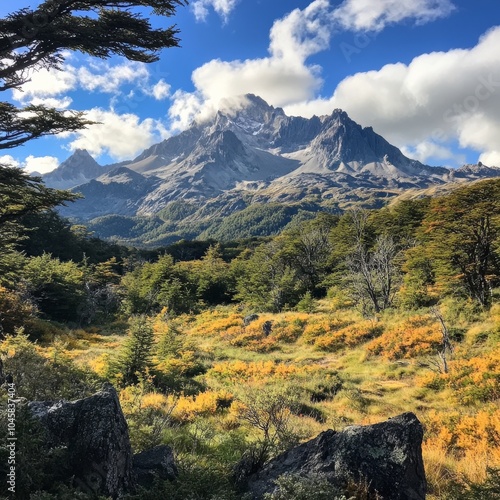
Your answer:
[115,316,155,386]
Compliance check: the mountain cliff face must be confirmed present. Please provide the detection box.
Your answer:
[50,94,499,242]
[43,149,109,189]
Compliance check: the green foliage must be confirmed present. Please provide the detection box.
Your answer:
[264,473,349,500]
[200,202,325,241]
[20,210,130,265]
[158,200,198,222]
[444,468,500,499]
[295,292,317,313]
[398,247,436,309]
[0,285,36,337]
[195,244,236,306]
[0,166,78,278]
[23,253,85,322]
[124,460,241,500]
[110,316,155,386]
[0,333,101,400]
[421,179,500,307]
[238,385,301,463]
[235,239,305,312]
[370,198,431,243]
[121,254,199,316]
[0,404,60,499]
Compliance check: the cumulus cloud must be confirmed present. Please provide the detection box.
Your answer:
[12,66,78,102]
[64,108,170,160]
[169,0,331,129]
[77,60,150,94]
[150,79,171,100]
[401,141,466,166]
[29,96,73,109]
[192,0,239,22]
[11,58,170,106]
[168,0,458,141]
[285,26,500,166]
[0,154,60,174]
[332,0,455,32]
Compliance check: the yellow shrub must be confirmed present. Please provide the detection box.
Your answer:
[423,408,500,484]
[173,390,233,422]
[301,316,351,344]
[314,321,383,352]
[188,310,243,336]
[141,392,170,410]
[208,360,321,384]
[88,353,110,377]
[272,313,309,343]
[366,315,442,360]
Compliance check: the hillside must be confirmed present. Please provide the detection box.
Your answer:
[1,178,499,498]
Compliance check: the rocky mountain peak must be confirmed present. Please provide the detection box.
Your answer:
[43,149,105,189]
[57,95,500,231]
[216,94,285,137]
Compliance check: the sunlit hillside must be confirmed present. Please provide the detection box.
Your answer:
[1,178,499,499]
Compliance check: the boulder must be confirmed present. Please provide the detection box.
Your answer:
[262,320,273,337]
[246,412,426,500]
[244,314,259,326]
[133,445,178,487]
[28,383,134,498]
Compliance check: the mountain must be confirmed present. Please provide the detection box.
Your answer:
[61,166,161,220]
[43,149,109,189]
[55,94,499,245]
[454,162,500,179]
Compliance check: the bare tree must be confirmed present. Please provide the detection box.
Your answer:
[346,226,402,315]
[429,307,454,374]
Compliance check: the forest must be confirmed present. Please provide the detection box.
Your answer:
[0,169,499,499]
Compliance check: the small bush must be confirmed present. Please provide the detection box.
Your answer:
[263,473,349,500]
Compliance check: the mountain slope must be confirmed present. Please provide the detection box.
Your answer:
[43,149,109,189]
[54,94,499,243]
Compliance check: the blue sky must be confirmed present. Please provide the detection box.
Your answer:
[2,0,500,173]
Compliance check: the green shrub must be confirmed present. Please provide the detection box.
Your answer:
[263,473,349,500]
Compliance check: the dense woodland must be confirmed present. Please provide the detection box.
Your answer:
[0,168,499,498]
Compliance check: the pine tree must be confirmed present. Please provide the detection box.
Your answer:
[114,316,155,386]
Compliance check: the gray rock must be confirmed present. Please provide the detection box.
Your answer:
[133,445,178,487]
[244,314,259,326]
[246,412,426,500]
[262,321,273,337]
[28,382,134,499]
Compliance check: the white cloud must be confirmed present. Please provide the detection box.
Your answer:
[23,155,60,174]
[0,154,59,174]
[12,66,78,102]
[332,0,455,32]
[77,60,150,94]
[0,155,20,168]
[11,58,170,107]
[169,0,331,128]
[192,0,239,22]
[29,96,73,109]
[169,0,458,141]
[285,26,500,167]
[64,108,170,160]
[401,141,466,166]
[479,150,500,166]
[150,79,171,100]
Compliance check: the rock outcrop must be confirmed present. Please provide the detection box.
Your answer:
[28,383,134,499]
[133,445,178,487]
[246,412,426,500]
